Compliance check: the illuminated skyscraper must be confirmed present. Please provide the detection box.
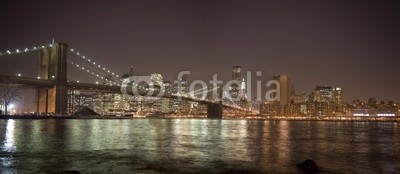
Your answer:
[232,65,242,81]
[333,87,344,114]
[230,65,242,99]
[310,85,344,116]
[239,78,247,100]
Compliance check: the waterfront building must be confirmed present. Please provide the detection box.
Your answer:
[333,88,344,115]
[310,85,344,116]
[172,79,190,113]
[290,91,308,116]
[260,101,281,115]
[310,85,333,116]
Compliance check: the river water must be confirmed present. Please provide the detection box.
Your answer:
[0,119,399,173]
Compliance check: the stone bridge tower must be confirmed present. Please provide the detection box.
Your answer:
[37,43,68,115]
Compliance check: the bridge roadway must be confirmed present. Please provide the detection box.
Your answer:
[0,75,247,111]
[0,75,120,92]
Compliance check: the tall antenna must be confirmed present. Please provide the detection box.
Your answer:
[52,38,55,45]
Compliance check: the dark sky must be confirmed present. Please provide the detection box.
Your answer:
[1,0,399,102]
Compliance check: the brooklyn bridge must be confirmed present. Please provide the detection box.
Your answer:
[0,42,257,118]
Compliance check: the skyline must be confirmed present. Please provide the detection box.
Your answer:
[1,0,400,102]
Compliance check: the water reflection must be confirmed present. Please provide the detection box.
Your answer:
[2,120,16,152]
[0,119,399,173]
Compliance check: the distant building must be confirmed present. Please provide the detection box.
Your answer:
[172,79,190,113]
[232,65,242,81]
[260,101,281,115]
[230,65,242,99]
[310,85,333,116]
[310,85,344,116]
[290,91,308,116]
[333,88,344,114]
[272,75,291,114]
[239,78,247,100]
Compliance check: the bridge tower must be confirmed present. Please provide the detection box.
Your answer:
[207,86,223,118]
[36,43,68,115]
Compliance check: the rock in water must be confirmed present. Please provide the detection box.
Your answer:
[297,159,319,172]
[63,170,81,174]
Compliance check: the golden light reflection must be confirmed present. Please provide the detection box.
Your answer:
[2,120,16,152]
[277,121,290,162]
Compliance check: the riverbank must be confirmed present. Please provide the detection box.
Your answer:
[1,115,399,122]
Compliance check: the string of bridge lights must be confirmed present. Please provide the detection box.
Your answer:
[68,56,109,78]
[68,48,119,79]
[67,58,120,86]
[0,44,54,56]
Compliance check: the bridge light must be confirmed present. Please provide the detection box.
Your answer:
[103,68,105,70]
[77,80,80,83]
[17,73,21,77]
[24,48,28,52]
[33,47,37,50]
[41,46,45,48]
[95,82,99,84]
[82,56,85,59]
[88,59,91,62]
[77,52,80,55]
[93,62,96,65]
[16,49,20,53]
[98,65,101,67]
[37,76,41,79]
[70,49,74,52]
[6,50,11,54]
[76,65,79,67]
[111,73,114,75]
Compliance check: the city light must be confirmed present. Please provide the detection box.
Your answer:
[17,73,21,77]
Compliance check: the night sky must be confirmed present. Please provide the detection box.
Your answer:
[1,0,399,104]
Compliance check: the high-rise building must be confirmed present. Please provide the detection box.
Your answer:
[310,85,344,116]
[172,79,190,113]
[310,85,333,116]
[232,65,242,81]
[239,78,247,100]
[230,65,242,99]
[333,87,344,114]
[272,75,291,108]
